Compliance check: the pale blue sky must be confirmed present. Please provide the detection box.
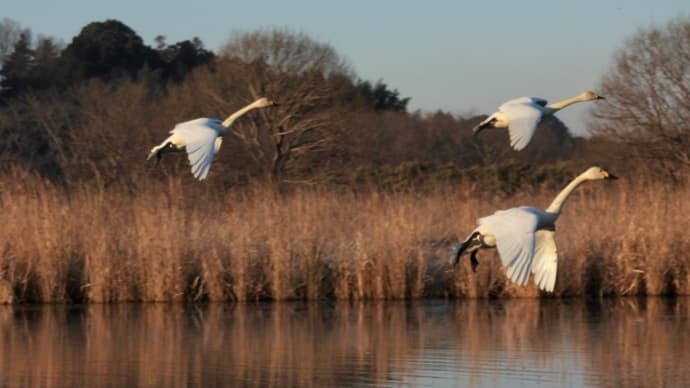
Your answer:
[4,1,690,135]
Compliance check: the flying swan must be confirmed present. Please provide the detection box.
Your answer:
[473,91,605,151]
[148,97,275,180]
[449,166,618,292]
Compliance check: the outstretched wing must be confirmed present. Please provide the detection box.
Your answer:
[498,100,543,151]
[171,118,220,180]
[499,96,548,107]
[478,208,538,286]
[532,230,558,292]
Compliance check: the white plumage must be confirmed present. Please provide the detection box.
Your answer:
[148,97,275,180]
[449,166,618,292]
[473,91,605,151]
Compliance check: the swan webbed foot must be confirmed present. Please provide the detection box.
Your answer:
[470,251,479,272]
[154,150,163,165]
[151,142,180,166]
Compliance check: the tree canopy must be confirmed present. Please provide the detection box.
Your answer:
[591,16,690,175]
[60,20,155,81]
[0,17,632,189]
[0,19,217,100]
[0,33,34,99]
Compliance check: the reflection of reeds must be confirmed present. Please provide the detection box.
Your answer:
[0,303,424,387]
[1,299,689,387]
[0,172,689,302]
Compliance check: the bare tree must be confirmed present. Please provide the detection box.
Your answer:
[0,89,75,179]
[590,17,690,174]
[214,29,354,181]
[65,81,167,186]
[0,18,27,64]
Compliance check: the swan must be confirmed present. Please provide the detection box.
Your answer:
[148,97,275,180]
[473,91,605,151]
[449,166,618,292]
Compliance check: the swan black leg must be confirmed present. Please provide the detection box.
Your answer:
[154,142,178,165]
[470,250,479,272]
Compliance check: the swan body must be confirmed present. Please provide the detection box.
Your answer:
[449,166,618,292]
[474,91,605,151]
[148,97,275,180]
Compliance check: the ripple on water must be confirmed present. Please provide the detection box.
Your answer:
[0,298,689,387]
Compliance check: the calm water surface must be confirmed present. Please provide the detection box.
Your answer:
[1,298,689,387]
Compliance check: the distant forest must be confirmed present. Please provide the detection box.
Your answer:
[0,17,688,191]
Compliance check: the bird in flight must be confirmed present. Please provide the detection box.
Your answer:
[473,91,605,151]
[148,97,275,180]
[449,166,618,292]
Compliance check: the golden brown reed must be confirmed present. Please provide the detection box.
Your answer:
[0,170,689,303]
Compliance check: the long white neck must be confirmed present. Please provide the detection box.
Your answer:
[545,95,587,112]
[545,173,589,214]
[221,100,264,128]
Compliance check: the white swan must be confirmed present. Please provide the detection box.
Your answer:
[449,166,618,292]
[148,97,275,180]
[473,91,605,151]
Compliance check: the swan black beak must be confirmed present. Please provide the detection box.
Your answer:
[606,172,618,180]
[473,117,496,135]
[473,122,490,135]
[596,95,606,100]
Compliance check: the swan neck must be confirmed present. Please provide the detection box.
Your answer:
[221,100,262,128]
[545,174,588,214]
[545,95,585,111]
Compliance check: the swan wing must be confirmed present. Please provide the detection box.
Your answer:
[499,96,548,107]
[499,96,531,107]
[479,207,538,286]
[171,119,220,180]
[532,230,558,292]
[498,101,543,151]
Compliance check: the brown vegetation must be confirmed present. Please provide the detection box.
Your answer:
[0,168,688,304]
[0,21,689,304]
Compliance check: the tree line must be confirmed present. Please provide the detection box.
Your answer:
[0,17,688,191]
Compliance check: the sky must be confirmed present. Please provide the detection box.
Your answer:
[4,0,690,135]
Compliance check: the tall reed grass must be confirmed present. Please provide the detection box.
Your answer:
[0,170,688,303]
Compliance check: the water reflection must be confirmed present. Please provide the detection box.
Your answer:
[1,298,688,387]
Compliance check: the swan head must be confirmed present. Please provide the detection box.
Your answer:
[578,91,605,101]
[253,97,276,108]
[582,166,618,181]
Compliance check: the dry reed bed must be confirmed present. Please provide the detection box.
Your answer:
[0,173,688,303]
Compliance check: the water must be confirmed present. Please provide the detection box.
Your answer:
[1,298,689,387]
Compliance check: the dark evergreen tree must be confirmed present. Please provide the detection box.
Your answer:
[59,19,157,82]
[157,37,214,83]
[350,79,410,112]
[0,33,34,99]
[31,36,61,90]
